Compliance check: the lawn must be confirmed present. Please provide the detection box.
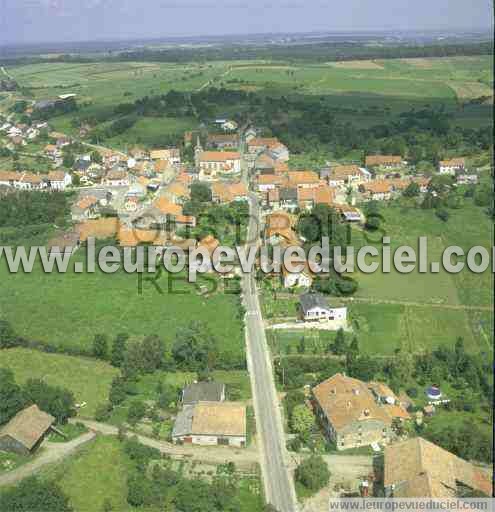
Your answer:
[42,436,136,512]
[0,251,245,365]
[0,348,119,418]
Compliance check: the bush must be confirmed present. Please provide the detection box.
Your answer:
[94,402,112,422]
[295,455,330,492]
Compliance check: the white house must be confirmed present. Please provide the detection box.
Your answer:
[282,265,313,288]
[47,171,72,191]
[438,158,465,175]
[197,151,241,180]
[299,292,347,325]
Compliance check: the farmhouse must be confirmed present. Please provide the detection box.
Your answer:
[438,157,465,175]
[172,402,246,448]
[181,381,226,406]
[312,373,410,450]
[361,180,393,200]
[365,155,403,169]
[297,186,335,210]
[197,151,241,180]
[299,292,347,324]
[384,437,492,497]
[0,405,55,456]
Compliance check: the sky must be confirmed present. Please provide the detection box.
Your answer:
[0,0,493,45]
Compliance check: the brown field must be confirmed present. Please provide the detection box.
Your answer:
[328,60,384,70]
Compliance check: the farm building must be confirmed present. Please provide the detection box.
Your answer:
[172,402,246,447]
[312,374,410,450]
[181,381,226,406]
[299,292,347,324]
[0,405,55,456]
[384,437,492,497]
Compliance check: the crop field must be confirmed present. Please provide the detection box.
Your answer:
[0,348,118,417]
[0,253,245,364]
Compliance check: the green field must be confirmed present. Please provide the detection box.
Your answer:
[42,436,135,512]
[0,253,245,364]
[0,348,118,417]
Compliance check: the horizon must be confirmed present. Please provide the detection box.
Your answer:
[1,0,493,46]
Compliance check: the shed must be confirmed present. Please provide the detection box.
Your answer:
[0,405,55,455]
[181,382,225,406]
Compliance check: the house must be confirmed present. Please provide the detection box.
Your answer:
[456,174,478,185]
[150,148,181,165]
[0,171,21,187]
[207,134,239,149]
[257,174,288,192]
[16,173,43,190]
[244,127,258,142]
[255,152,276,173]
[197,151,241,180]
[312,373,410,451]
[265,211,298,245]
[335,204,362,223]
[247,137,280,155]
[297,186,335,210]
[211,181,248,203]
[104,170,129,187]
[361,181,393,201]
[365,155,403,169]
[181,382,226,406]
[299,292,347,324]
[172,402,246,447]
[279,187,298,211]
[221,120,238,131]
[288,171,320,189]
[327,165,370,188]
[266,188,280,210]
[46,171,72,191]
[439,158,465,175]
[384,437,492,498]
[0,405,55,456]
[164,181,191,204]
[44,144,60,158]
[117,227,168,248]
[72,196,99,220]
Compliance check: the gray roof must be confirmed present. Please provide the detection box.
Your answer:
[172,405,194,438]
[299,292,330,314]
[182,382,224,405]
[279,187,297,201]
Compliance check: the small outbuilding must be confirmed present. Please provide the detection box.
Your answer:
[0,405,55,455]
[181,381,225,406]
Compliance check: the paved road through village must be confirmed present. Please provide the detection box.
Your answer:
[241,187,298,512]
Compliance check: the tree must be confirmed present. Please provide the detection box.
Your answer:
[172,321,218,372]
[109,376,127,406]
[295,455,330,492]
[62,153,75,169]
[190,182,212,203]
[403,182,420,197]
[91,151,103,164]
[330,328,347,355]
[127,400,146,426]
[0,477,72,512]
[92,334,108,359]
[290,404,314,437]
[94,402,112,422]
[111,333,128,367]
[141,335,165,372]
[0,368,25,424]
[0,319,16,348]
[23,379,75,423]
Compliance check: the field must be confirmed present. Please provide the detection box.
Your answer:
[5,55,493,151]
[0,252,245,364]
[0,348,119,417]
[42,436,135,512]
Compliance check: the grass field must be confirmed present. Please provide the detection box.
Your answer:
[43,436,135,512]
[0,348,118,417]
[0,252,245,364]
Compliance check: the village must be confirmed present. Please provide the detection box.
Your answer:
[0,94,492,511]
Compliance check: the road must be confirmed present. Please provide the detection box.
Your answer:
[0,432,96,487]
[241,186,298,510]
